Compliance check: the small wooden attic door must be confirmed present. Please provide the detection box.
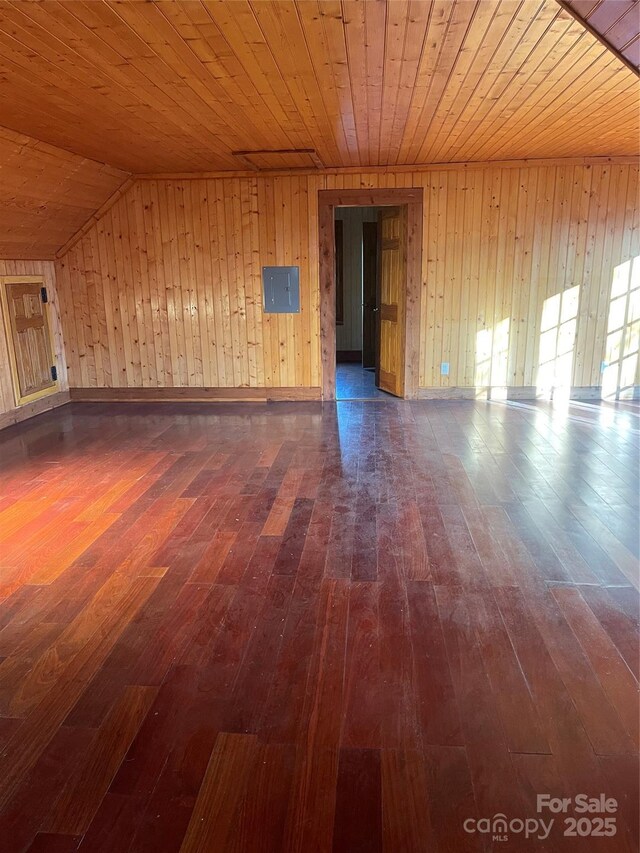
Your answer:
[1,276,58,406]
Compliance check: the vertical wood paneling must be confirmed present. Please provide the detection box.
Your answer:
[57,176,323,390]
[56,163,639,397]
[0,260,68,421]
[418,163,639,393]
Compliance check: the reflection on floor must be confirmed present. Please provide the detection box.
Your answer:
[336,363,392,400]
[0,399,637,851]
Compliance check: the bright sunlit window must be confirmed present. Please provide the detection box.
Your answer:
[602,256,640,400]
[536,285,580,400]
[475,318,510,399]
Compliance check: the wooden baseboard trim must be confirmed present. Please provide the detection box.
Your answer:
[569,386,602,401]
[267,387,322,402]
[69,387,323,403]
[571,385,640,401]
[416,385,537,400]
[0,390,70,431]
[336,350,362,363]
[415,385,640,402]
[416,387,477,400]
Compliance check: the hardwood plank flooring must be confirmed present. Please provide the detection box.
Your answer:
[0,399,638,853]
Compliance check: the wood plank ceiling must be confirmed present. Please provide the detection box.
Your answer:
[0,0,637,177]
[0,126,128,259]
[560,0,640,71]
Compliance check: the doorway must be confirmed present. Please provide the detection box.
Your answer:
[319,188,423,401]
[334,206,387,401]
[0,276,59,406]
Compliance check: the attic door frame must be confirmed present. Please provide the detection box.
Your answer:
[318,188,423,401]
[0,275,58,406]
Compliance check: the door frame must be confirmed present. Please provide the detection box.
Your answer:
[0,275,58,406]
[318,188,423,400]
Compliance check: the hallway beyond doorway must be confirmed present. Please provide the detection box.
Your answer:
[335,363,392,401]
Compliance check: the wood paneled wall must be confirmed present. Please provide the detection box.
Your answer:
[0,261,69,427]
[56,162,639,398]
[56,177,323,391]
[419,162,640,394]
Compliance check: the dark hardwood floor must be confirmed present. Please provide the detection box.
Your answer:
[0,398,637,853]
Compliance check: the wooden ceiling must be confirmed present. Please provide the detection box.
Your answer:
[0,126,128,259]
[0,0,637,176]
[560,0,640,71]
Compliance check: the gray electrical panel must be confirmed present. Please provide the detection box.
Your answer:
[262,266,300,313]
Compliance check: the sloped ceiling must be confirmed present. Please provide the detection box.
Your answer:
[0,0,637,178]
[0,0,637,258]
[0,126,129,259]
[558,0,640,72]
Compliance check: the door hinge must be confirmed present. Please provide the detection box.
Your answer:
[51,365,57,381]
[41,287,48,303]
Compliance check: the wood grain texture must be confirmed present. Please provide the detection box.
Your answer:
[68,388,321,403]
[55,163,639,398]
[0,126,129,260]
[46,685,158,835]
[561,0,640,72]
[2,280,57,404]
[0,397,637,851]
[179,732,259,853]
[56,176,322,392]
[0,261,68,424]
[0,1,636,175]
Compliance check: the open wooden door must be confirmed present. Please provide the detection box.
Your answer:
[1,279,58,405]
[377,206,407,397]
